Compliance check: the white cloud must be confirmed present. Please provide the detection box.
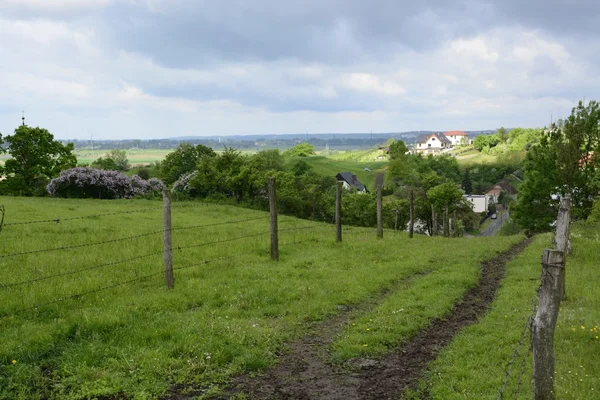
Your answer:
[339,73,406,96]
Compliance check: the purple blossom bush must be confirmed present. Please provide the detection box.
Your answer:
[47,167,165,199]
[172,171,197,194]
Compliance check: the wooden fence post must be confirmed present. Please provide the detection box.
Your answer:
[443,205,449,237]
[554,195,571,299]
[431,206,437,236]
[336,181,342,242]
[268,177,279,261]
[453,209,458,237]
[532,249,565,400]
[409,190,414,238]
[376,184,383,239]
[163,189,174,289]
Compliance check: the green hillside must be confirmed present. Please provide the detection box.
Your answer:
[284,156,388,190]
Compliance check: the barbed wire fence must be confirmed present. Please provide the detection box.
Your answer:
[0,180,374,320]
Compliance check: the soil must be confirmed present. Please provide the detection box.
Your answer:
[173,238,532,400]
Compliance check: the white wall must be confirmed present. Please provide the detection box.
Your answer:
[463,195,488,213]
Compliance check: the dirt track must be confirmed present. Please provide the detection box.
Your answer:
[173,238,531,400]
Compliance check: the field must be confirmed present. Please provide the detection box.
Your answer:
[1,196,520,399]
[74,149,172,166]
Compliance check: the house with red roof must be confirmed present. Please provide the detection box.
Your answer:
[414,132,452,154]
[444,130,469,146]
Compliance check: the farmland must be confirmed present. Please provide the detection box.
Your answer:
[1,196,521,399]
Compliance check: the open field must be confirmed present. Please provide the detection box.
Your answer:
[1,196,522,399]
[285,156,388,190]
[455,149,498,166]
[74,149,172,166]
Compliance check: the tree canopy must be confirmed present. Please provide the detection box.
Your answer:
[0,125,76,195]
[283,143,316,157]
[160,143,216,184]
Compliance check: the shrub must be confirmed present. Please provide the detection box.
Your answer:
[47,168,164,199]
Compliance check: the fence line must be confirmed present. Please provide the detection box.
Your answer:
[0,216,270,259]
[497,287,540,399]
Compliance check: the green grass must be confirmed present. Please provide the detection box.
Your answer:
[424,225,600,399]
[326,148,386,162]
[284,156,388,190]
[330,234,523,362]
[0,196,521,399]
[455,150,498,166]
[74,149,171,166]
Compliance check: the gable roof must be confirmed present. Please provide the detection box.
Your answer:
[336,172,366,191]
[486,181,518,195]
[416,132,452,144]
[445,130,468,136]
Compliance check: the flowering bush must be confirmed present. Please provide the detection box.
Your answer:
[47,167,164,199]
[172,171,197,194]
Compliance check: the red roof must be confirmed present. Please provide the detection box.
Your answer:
[445,130,467,136]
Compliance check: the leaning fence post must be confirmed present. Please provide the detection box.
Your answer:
[268,177,279,261]
[336,181,342,242]
[163,189,174,289]
[532,249,565,400]
[376,184,383,239]
[554,195,571,299]
[431,206,437,236]
[409,190,414,238]
[443,205,449,237]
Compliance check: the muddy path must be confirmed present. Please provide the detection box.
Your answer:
[190,238,531,400]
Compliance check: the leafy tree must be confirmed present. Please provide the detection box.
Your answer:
[292,160,312,176]
[160,143,216,184]
[427,182,463,212]
[1,125,76,195]
[91,156,119,171]
[389,140,408,160]
[473,134,500,151]
[283,142,316,157]
[461,169,473,194]
[496,127,508,143]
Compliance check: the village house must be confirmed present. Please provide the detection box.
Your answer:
[463,194,489,213]
[485,181,518,204]
[414,132,452,154]
[336,172,367,192]
[444,130,470,146]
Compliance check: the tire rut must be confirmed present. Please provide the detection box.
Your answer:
[176,238,532,400]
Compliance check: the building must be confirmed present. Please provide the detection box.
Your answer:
[414,133,452,154]
[463,194,489,213]
[336,172,367,192]
[444,130,469,146]
[485,181,518,204]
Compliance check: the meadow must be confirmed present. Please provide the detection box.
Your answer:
[1,196,521,399]
[74,149,172,166]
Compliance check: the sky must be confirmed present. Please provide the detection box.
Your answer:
[1,0,599,140]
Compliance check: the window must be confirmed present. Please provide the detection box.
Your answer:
[428,143,431,147]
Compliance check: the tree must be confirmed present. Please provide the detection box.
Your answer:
[108,150,130,171]
[160,143,216,184]
[388,140,408,160]
[513,99,600,233]
[283,143,316,157]
[1,125,76,195]
[496,127,508,143]
[462,169,473,194]
[473,134,500,151]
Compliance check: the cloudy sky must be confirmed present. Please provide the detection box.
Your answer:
[0,0,598,139]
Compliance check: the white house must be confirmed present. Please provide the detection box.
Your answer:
[415,133,452,154]
[463,194,488,213]
[444,130,469,146]
[336,172,367,192]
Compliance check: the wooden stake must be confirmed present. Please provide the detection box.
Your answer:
[163,189,174,289]
[376,184,383,239]
[409,190,414,238]
[336,181,342,242]
[453,209,458,237]
[532,249,565,400]
[554,195,571,299]
[443,205,449,237]
[268,177,279,261]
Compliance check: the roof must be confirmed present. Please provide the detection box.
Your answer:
[416,132,452,144]
[445,130,468,136]
[485,181,518,195]
[336,172,366,191]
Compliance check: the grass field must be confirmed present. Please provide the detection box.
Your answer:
[74,149,172,166]
[0,196,523,399]
[455,149,498,166]
[285,156,388,190]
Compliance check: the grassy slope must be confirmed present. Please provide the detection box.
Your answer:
[284,156,388,190]
[425,225,599,399]
[0,197,518,400]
